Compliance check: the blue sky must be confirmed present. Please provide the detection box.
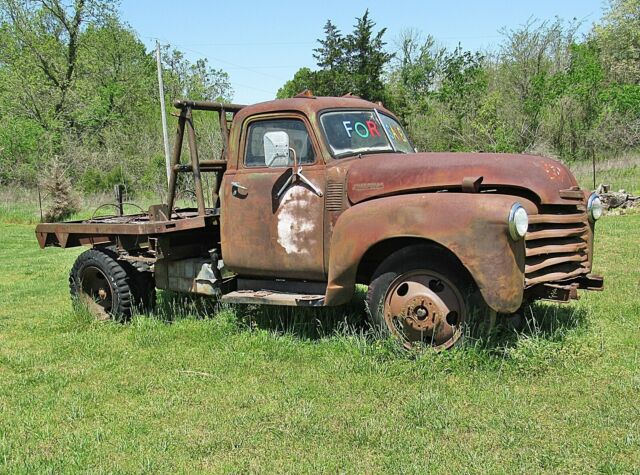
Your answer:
[119,0,606,105]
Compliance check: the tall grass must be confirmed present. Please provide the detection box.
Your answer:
[567,152,640,194]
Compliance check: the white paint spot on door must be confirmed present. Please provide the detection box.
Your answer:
[276,186,316,255]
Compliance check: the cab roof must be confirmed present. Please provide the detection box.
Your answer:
[233,95,396,123]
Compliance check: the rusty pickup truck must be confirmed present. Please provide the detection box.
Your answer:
[36,92,604,350]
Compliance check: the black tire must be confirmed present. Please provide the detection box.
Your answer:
[69,248,155,321]
[366,244,495,350]
[129,260,156,313]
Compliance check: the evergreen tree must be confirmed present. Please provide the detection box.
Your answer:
[345,10,394,101]
[313,20,344,70]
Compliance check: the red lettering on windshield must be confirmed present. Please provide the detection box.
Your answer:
[366,120,381,137]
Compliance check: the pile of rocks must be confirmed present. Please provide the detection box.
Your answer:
[596,184,639,213]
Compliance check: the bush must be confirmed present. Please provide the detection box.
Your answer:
[42,160,79,222]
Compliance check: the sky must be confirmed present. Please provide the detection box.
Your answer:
[119,0,606,105]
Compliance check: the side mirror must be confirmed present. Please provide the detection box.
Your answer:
[264,131,291,168]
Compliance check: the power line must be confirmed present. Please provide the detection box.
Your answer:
[172,41,316,47]
[177,45,288,82]
[147,36,278,98]
[145,36,289,82]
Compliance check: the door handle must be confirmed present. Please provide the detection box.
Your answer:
[231,181,248,191]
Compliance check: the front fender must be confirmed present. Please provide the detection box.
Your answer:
[325,193,529,312]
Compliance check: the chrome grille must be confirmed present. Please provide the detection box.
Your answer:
[524,206,591,287]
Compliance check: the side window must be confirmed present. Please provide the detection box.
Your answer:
[244,118,315,167]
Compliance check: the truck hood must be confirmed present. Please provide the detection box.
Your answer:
[344,152,581,205]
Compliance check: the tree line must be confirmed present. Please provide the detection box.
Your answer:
[279,2,639,162]
[0,0,638,195]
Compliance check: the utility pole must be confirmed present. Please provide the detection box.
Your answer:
[156,40,171,185]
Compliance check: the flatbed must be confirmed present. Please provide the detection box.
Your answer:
[36,208,219,249]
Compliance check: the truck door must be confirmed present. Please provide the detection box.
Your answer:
[221,115,326,281]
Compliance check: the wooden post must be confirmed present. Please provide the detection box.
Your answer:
[114,184,124,216]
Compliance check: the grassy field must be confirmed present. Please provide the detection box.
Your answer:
[569,153,640,196]
[0,210,639,472]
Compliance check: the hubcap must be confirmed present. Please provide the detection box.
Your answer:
[80,266,113,317]
[383,270,465,349]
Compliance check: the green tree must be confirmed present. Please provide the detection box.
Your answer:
[0,0,234,188]
[161,46,233,102]
[276,67,317,99]
[594,0,640,84]
[0,0,117,135]
[344,9,393,101]
[313,20,344,70]
[277,10,393,101]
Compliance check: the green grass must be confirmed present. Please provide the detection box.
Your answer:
[0,214,639,472]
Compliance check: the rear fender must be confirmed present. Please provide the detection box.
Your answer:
[325,193,530,312]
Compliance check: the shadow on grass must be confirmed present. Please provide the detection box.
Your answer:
[490,302,589,347]
[151,288,589,356]
[152,287,370,340]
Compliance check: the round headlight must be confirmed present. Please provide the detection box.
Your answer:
[508,203,529,240]
[587,193,603,222]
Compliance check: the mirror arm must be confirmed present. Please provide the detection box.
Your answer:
[276,175,295,199]
[275,148,323,199]
[296,169,323,197]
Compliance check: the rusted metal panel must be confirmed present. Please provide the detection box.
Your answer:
[221,164,326,280]
[525,241,588,257]
[525,254,588,274]
[525,282,580,302]
[344,152,581,206]
[525,225,588,240]
[173,99,245,113]
[220,111,327,281]
[528,212,587,224]
[221,290,324,306]
[325,193,530,313]
[35,212,216,249]
[523,203,593,287]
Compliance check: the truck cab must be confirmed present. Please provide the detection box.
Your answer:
[36,94,605,350]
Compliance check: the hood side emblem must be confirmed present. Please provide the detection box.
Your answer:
[353,182,384,191]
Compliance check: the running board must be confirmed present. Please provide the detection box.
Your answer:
[221,290,325,307]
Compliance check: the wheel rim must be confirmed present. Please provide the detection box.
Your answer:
[80,266,113,318]
[383,269,466,350]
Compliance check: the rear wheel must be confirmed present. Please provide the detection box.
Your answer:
[366,245,495,350]
[69,248,155,321]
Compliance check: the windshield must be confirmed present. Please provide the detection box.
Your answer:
[320,110,414,158]
[378,113,414,154]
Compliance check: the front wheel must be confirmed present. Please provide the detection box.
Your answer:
[366,245,495,350]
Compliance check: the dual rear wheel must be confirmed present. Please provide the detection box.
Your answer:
[69,248,155,321]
